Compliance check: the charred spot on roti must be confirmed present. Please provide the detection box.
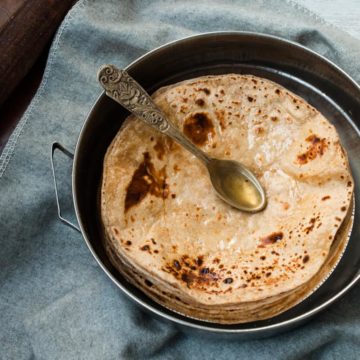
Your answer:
[183,112,215,146]
[200,267,210,274]
[303,255,310,263]
[275,89,280,95]
[153,139,165,160]
[124,152,168,212]
[125,240,132,246]
[173,260,181,270]
[196,256,204,266]
[341,206,347,212]
[307,134,325,146]
[144,279,153,287]
[181,273,195,287]
[247,96,254,102]
[297,134,328,164]
[304,218,316,234]
[260,232,283,245]
[197,87,210,95]
[195,98,205,106]
[164,255,221,289]
[223,278,233,284]
[322,195,331,201]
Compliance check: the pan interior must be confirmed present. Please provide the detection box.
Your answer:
[74,34,360,332]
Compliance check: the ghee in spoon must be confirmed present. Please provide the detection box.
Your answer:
[221,172,262,208]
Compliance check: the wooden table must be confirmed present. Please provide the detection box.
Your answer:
[0,0,75,152]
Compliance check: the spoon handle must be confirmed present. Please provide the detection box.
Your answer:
[98,64,211,165]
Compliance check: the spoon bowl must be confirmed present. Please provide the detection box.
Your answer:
[98,64,267,213]
[208,158,267,212]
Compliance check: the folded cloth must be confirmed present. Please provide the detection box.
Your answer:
[0,0,359,359]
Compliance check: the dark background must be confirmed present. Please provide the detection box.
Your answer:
[0,0,76,153]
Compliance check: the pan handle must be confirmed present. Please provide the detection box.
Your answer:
[51,142,80,232]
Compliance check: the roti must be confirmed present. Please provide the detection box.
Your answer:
[101,74,354,323]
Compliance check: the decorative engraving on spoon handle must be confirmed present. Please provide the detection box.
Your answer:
[97,64,170,132]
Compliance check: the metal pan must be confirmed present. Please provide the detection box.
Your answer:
[52,32,360,339]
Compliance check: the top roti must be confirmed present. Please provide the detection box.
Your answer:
[101,74,354,307]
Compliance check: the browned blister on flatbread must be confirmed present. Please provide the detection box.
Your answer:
[101,74,354,323]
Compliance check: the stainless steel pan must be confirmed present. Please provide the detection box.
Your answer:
[52,32,360,339]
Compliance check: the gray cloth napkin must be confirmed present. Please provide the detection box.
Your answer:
[1,0,360,359]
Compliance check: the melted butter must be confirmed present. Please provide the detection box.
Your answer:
[222,172,262,208]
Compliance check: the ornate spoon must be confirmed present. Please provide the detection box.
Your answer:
[98,64,266,213]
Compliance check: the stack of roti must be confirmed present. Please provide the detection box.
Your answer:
[101,74,354,324]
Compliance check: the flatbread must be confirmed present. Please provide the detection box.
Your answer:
[101,74,354,323]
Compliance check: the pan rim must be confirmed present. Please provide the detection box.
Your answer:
[72,31,360,333]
